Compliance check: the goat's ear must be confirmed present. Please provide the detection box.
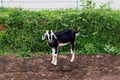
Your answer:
[42,31,47,40]
[51,30,57,39]
[42,35,45,40]
[53,31,57,39]
[54,34,57,39]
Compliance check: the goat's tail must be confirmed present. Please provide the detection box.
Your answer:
[75,31,79,36]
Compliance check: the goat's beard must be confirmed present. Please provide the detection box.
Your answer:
[48,40,53,43]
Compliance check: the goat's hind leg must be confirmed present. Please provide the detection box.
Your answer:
[70,42,75,62]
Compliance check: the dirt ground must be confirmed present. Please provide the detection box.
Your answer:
[0,54,120,80]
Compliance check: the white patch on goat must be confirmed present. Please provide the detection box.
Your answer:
[70,48,73,54]
[46,30,57,43]
[51,48,55,64]
[54,54,57,65]
[70,48,75,62]
[51,48,57,65]
[42,30,48,40]
[51,30,57,39]
[46,31,52,43]
[58,42,69,46]
[42,35,45,40]
[76,33,79,37]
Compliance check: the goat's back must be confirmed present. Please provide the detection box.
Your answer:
[55,29,78,43]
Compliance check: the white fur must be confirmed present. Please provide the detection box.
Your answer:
[76,33,79,37]
[70,54,75,62]
[44,30,57,43]
[70,49,75,62]
[46,31,51,42]
[51,48,57,65]
[42,35,45,40]
[58,42,69,46]
[42,30,49,40]
[51,30,57,39]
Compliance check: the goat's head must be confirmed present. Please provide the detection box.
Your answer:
[42,30,57,43]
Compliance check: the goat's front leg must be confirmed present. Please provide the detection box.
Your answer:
[51,47,58,65]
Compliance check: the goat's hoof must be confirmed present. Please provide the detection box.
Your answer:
[70,60,74,62]
[53,64,57,66]
[51,63,57,66]
[51,62,57,66]
[53,62,57,66]
[51,61,54,64]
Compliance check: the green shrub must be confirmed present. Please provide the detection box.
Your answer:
[0,8,120,55]
[103,44,117,53]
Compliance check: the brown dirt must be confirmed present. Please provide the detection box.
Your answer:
[0,24,6,31]
[0,54,120,80]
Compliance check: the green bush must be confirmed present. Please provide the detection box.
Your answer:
[0,8,120,55]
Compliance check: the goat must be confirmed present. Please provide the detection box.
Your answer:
[42,29,79,65]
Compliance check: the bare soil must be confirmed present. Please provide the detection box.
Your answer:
[0,54,120,80]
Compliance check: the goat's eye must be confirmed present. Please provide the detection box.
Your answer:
[52,35,54,38]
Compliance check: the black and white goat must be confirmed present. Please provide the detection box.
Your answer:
[42,29,79,65]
